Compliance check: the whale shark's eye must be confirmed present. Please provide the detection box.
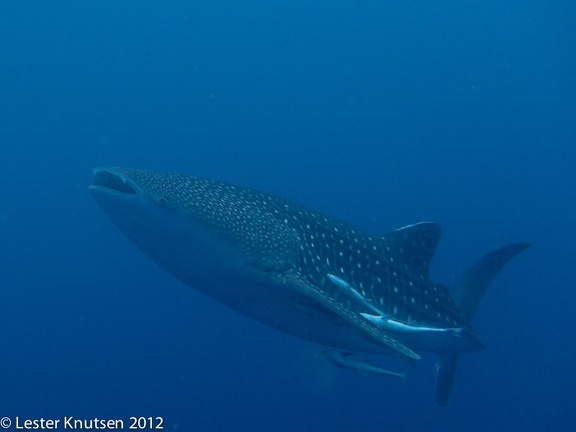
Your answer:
[158,197,167,206]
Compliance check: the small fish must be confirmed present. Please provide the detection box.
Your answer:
[321,350,407,381]
[327,273,382,314]
[359,313,464,337]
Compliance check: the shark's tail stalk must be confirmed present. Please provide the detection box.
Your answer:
[435,242,531,406]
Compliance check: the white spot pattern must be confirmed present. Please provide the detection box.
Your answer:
[116,167,469,333]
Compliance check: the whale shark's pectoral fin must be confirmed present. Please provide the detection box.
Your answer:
[353,317,421,360]
[288,275,420,360]
[360,313,464,336]
[324,274,421,359]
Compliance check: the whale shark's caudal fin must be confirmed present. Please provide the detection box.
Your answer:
[435,242,531,405]
[450,242,531,322]
[435,353,459,406]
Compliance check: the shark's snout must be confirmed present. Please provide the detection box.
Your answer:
[90,167,138,196]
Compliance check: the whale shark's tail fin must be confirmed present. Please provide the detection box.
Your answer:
[435,242,531,405]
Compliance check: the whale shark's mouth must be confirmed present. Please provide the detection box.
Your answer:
[91,168,138,196]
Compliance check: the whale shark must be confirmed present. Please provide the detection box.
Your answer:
[90,166,529,405]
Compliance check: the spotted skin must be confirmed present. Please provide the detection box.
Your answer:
[90,167,525,362]
[107,169,461,326]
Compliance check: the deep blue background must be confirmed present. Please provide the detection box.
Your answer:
[1,1,575,430]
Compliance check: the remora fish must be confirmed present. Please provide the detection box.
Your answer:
[321,350,407,381]
[89,167,529,405]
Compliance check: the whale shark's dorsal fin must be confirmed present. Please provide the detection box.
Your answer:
[376,222,442,279]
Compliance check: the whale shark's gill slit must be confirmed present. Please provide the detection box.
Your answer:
[93,171,137,195]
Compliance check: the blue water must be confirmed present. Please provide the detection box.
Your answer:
[1,1,574,430]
